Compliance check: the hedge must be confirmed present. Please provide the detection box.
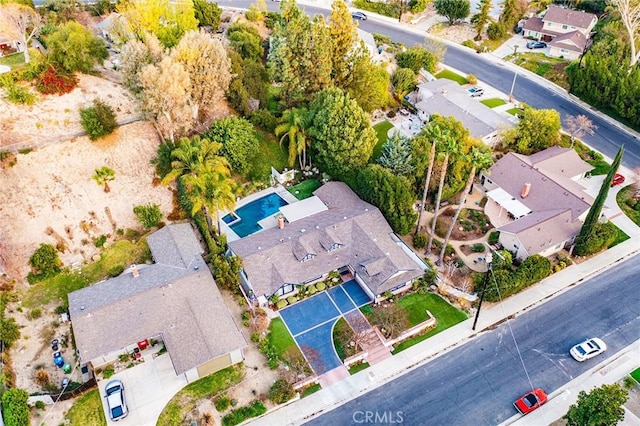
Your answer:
[222,401,267,426]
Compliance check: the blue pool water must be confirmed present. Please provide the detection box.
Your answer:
[224,193,288,238]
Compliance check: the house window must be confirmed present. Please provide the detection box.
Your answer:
[562,25,568,30]
[480,175,485,185]
[301,253,315,262]
[561,49,568,54]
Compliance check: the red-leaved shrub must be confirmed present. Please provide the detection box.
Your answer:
[36,67,77,95]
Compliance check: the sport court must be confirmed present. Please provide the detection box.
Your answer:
[279,280,371,375]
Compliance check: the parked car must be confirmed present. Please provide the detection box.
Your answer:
[468,86,484,97]
[105,380,129,421]
[611,174,625,187]
[352,12,367,20]
[570,338,607,362]
[526,41,547,49]
[513,388,547,415]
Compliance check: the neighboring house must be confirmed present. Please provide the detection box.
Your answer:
[523,5,597,60]
[480,146,595,260]
[228,182,427,303]
[414,79,514,146]
[69,223,247,383]
[0,36,22,56]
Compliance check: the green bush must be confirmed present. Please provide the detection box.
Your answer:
[103,365,115,379]
[276,299,288,310]
[80,99,118,141]
[215,395,231,412]
[28,308,42,320]
[487,22,506,40]
[54,305,68,315]
[35,400,45,410]
[28,243,62,283]
[250,109,278,133]
[574,222,618,256]
[133,203,163,228]
[488,231,500,245]
[462,40,478,49]
[94,234,107,247]
[269,378,295,404]
[396,47,437,74]
[467,74,478,85]
[409,0,428,13]
[107,263,125,277]
[286,296,297,305]
[316,282,326,291]
[353,0,400,17]
[471,243,485,252]
[222,401,267,426]
[1,388,29,426]
[307,284,317,294]
[412,232,428,248]
[6,83,36,105]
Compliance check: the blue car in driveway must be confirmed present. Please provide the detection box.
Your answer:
[526,41,547,49]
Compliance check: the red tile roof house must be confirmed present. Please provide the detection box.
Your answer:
[479,146,596,260]
[68,223,247,383]
[522,5,597,60]
[227,182,428,304]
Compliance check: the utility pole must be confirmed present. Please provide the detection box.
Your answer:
[472,252,493,331]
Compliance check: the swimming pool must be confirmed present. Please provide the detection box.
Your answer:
[224,193,288,238]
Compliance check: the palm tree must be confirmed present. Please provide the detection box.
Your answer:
[275,108,311,169]
[187,170,237,236]
[92,166,115,192]
[161,135,228,186]
[415,125,445,235]
[426,133,459,256]
[437,147,493,265]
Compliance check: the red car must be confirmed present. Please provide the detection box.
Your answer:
[611,174,625,187]
[513,388,548,414]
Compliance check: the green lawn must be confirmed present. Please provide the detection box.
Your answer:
[610,224,630,247]
[246,130,288,182]
[65,389,106,426]
[0,52,25,69]
[372,120,393,160]
[631,367,640,383]
[505,108,523,116]
[435,69,468,85]
[332,317,350,361]
[349,362,370,375]
[587,159,611,176]
[617,186,640,227]
[267,85,282,113]
[23,238,151,308]
[268,317,297,358]
[288,179,321,200]
[301,383,322,397]
[392,293,467,354]
[512,53,569,89]
[157,365,244,426]
[480,98,506,108]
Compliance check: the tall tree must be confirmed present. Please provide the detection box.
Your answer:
[205,117,259,175]
[308,87,377,181]
[171,29,232,123]
[193,0,222,30]
[503,105,562,154]
[473,0,493,40]
[188,169,237,236]
[92,166,115,193]
[45,21,108,73]
[377,132,414,176]
[347,58,390,113]
[329,0,366,89]
[434,0,471,25]
[437,146,492,265]
[119,33,165,94]
[564,384,628,426]
[275,107,311,168]
[139,56,192,142]
[161,136,229,186]
[610,0,640,68]
[414,125,442,235]
[575,146,624,252]
[426,132,460,255]
[499,0,527,30]
[0,2,42,64]
[114,0,198,47]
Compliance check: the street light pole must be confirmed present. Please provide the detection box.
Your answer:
[472,252,493,331]
[508,70,518,103]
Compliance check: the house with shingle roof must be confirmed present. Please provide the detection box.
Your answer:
[227,182,427,303]
[479,146,595,259]
[68,223,247,383]
[523,5,597,60]
[414,79,514,146]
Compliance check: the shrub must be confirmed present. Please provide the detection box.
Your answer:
[35,67,77,95]
[6,83,36,105]
[471,243,485,252]
[54,305,68,315]
[269,378,295,404]
[35,400,45,410]
[28,243,62,283]
[108,263,125,277]
[245,5,262,21]
[286,296,297,305]
[215,395,231,411]
[574,222,618,256]
[488,231,500,245]
[316,282,326,291]
[412,232,428,248]
[1,388,29,426]
[276,299,288,310]
[222,401,267,426]
[396,47,437,74]
[409,0,428,13]
[103,365,115,379]
[28,308,42,320]
[487,22,506,40]
[94,235,107,247]
[307,284,317,294]
[133,203,163,228]
[34,368,50,386]
[250,109,278,133]
[467,74,478,85]
[462,40,478,49]
[250,332,260,343]
[80,99,118,141]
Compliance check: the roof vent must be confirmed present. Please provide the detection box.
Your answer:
[315,225,320,229]
[194,265,199,270]
[80,306,85,311]
[258,246,262,250]
[300,229,306,233]
[365,208,369,211]
[521,182,531,198]
[343,216,347,220]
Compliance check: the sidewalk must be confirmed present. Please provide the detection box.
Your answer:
[250,233,640,425]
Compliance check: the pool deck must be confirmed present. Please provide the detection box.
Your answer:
[220,184,299,242]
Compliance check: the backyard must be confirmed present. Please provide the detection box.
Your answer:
[372,120,393,160]
[288,179,321,200]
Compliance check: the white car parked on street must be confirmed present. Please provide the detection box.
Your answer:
[570,338,607,362]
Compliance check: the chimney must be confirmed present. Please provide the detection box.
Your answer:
[278,216,285,229]
[521,182,531,198]
[131,264,139,278]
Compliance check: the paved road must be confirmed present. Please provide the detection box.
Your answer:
[306,256,640,425]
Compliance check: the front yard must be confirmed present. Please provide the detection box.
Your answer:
[511,52,569,89]
[64,389,106,426]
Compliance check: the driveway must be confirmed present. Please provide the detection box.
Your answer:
[99,353,187,425]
